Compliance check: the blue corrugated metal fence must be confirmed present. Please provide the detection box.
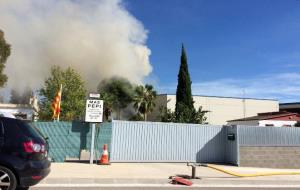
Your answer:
[33,121,112,162]
[110,121,236,164]
[238,126,300,146]
[33,120,300,164]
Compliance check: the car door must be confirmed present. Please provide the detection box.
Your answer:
[0,120,4,152]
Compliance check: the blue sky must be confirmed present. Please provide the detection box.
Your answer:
[126,0,300,103]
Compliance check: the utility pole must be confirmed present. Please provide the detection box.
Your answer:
[243,89,246,119]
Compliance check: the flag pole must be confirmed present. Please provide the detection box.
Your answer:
[57,84,62,122]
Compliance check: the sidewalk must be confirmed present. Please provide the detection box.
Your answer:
[39,163,300,186]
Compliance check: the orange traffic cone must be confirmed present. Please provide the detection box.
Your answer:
[99,144,110,165]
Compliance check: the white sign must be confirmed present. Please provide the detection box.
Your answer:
[89,93,100,98]
[85,99,103,123]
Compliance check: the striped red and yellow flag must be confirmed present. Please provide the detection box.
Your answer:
[52,86,62,120]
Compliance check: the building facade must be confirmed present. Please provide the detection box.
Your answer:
[0,103,35,120]
[227,112,300,127]
[148,94,279,125]
[280,102,300,114]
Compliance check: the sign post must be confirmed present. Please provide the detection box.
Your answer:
[85,94,103,164]
[90,123,96,164]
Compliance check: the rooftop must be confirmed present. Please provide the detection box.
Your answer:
[158,94,278,101]
[0,103,32,109]
[280,102,300,109]
[228,111,299,122]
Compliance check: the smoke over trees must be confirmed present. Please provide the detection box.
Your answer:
[0,0,152,91]
[10,87,33,104]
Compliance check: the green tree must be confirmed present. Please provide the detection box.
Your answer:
[175,44,196,123]
[193,106,208,124]
[159,105,208,124]
[129,113,144,121]
[0,30,11,87]
[39,66,86,121]
[100,91,114,121]
[159,106,175,122]
[98,77,134,120]
[133,84,157,121]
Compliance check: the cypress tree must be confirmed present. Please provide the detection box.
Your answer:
[175,44,196,122]
[0,30,11,87]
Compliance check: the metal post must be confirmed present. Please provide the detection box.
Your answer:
[90,123,96,164]
[57,84,62,122]
[187,163,200,179]
[191,165,196,179]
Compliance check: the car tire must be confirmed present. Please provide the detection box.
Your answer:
[16,187,29,190]
[0,166,17,190]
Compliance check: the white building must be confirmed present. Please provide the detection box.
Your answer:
[0,103,35,120]
[148,94,279,125]
[227,112,300,127]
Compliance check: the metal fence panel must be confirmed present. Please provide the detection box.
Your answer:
[225,126,239,165]
[110,121,232,163]
[238,126,300,146]
[34,121,112,162]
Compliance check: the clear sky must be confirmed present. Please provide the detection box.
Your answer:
[126,0,300,103]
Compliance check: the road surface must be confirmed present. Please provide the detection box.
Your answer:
[30,186,300,190]
[30,187,300,190]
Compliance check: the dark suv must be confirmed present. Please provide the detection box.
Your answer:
[0,117,51,190]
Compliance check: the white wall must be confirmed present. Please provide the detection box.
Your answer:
[164,95,279,125]
[259,120,297,127]
[227,119,297,127]
[0,104,34,120]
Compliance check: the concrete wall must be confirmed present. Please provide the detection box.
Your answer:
[238,126,300,168]
[239,146,300,168]
[149,94,279,125]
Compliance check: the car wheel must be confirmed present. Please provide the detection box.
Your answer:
[0,166,17,190]
[16,187,29,190]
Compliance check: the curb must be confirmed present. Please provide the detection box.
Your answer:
[40,177,300,185]
[40,178,168,184]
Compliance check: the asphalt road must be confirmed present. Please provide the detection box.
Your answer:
[30,187,300,190]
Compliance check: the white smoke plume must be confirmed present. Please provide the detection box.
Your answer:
[0,0,152,91]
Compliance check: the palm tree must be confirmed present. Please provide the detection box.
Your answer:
[133,84,157,121]
[100,91,114,121]
[98,78,134,120]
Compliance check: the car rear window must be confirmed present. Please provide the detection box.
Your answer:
[1,117,43,140]
[17,120,44,139]
[26,122,47,139]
